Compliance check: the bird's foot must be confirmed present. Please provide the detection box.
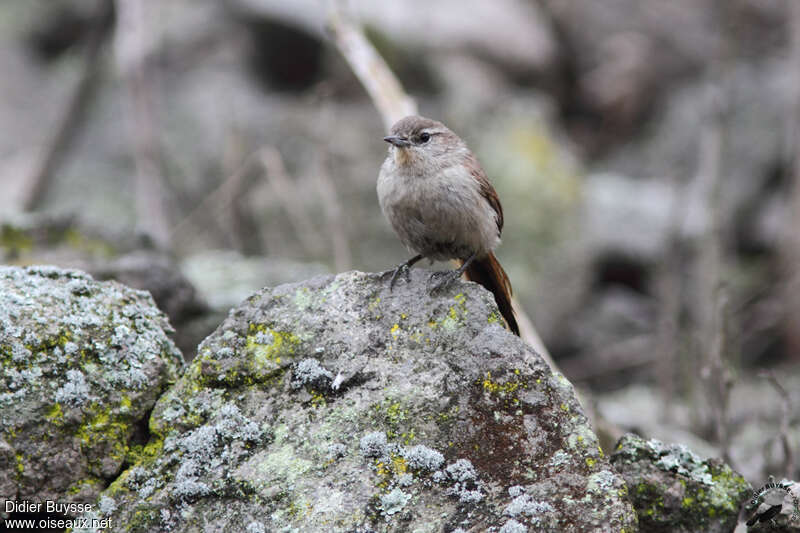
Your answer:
[381,254,423,292]
[382,262,412,292]
[427,269,462,294]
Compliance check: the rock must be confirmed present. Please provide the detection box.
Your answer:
[0,214,218,358]
[0,266,184,504]
[91,252,206,326]
[610,433,751,533]
[0,212,143,266]
[180,249,329,310]
[88,269,636,532]
[90,251,214,359]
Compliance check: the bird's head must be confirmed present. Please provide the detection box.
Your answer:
[383,115,465,169]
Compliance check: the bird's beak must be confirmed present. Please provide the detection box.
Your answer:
[383,135,411,148]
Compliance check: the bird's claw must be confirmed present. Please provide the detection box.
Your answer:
[388,263,412,292]
[427,270,460,294]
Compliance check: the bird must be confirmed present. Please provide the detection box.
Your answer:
[377,115,519,335]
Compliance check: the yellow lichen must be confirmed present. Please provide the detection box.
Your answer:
[46,403,64,424]
[392,456,408,476]
[245,326,300,369]
[482,371,524,395]
[310,390,326,408]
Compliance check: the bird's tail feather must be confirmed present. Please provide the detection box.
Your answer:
[462,252,519,335]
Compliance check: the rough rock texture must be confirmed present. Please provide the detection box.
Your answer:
[90,269,636,532]
[610,434,751,533]
[0,266,184,504]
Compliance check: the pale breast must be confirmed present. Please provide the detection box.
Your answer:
[377,158,500,260]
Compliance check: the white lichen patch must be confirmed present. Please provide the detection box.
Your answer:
[379,488,410,516]
[586,470,617,494]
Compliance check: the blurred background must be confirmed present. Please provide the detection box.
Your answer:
[0,0,798,486]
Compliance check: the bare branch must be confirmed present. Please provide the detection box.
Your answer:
[759,370,796,479]
[326,5,417,129]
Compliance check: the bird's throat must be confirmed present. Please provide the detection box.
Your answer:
[393,147,412,167]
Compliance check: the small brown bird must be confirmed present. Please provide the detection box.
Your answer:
[377,115,519,335]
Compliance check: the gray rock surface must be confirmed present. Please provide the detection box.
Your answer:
[610,433,751,533]
[0,266,184,504]
[90,269,636,532]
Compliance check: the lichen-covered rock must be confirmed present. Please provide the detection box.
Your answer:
[91,269,636,532]
[610,433,751,532]
[0,265,184,504]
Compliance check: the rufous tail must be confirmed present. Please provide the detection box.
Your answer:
[463,252,519,336]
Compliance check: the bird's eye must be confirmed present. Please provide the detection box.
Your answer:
[418,132,431,143]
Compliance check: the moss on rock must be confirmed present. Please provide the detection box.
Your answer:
[0,265,183,504]
[611,433,751,532]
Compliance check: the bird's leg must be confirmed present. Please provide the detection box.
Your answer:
[428,253,476,294]
[384,254,423,291]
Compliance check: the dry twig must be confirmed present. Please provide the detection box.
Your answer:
[326,4,417,129]
[115,0,171,248]
[759,370,796,479]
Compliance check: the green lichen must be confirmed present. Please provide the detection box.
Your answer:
[616,434,751,529]
[125,434,165,467]
[119,394,132,412]
[127,508,160,531]
[707,468,750,511]
[46,403,64,424]
[368,296,381,311]
[371,398,414,442]
[246,325,300,370]
[435,404,459,424]
[76,404,132,465]
[66,477,104,495]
